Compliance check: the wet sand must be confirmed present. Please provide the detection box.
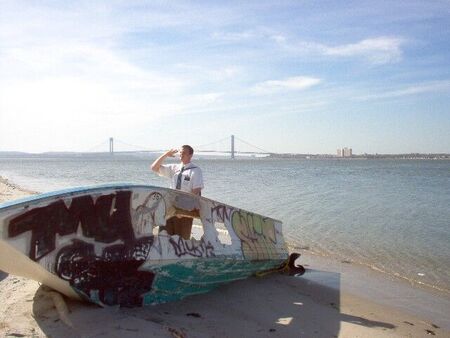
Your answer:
[1,177,449,337]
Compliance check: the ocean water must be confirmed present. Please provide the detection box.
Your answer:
[1,155,449,293]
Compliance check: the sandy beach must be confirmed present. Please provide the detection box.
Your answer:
[1,177,449,337]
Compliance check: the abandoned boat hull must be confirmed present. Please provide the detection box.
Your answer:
[0,184,289,307]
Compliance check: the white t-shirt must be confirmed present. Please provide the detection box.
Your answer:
[158,162,204,193]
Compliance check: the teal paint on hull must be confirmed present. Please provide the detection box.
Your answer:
[66,258,286,307]
[142,258,286,305]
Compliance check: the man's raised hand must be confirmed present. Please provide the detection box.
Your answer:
[166,149,178,157]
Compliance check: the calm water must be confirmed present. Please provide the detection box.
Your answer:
[1,155,449,293]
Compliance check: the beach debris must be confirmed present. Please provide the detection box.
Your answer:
[418,273,425,276]
[186,312,201,318]
[276,317,293,325]
[425,329,436,335]
[287,253,306,275]
[255,253,305,277]
[403,321,414,326]
[165,326,187,338]
[431,323,440,329]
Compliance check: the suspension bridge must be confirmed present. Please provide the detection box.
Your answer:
[85,135,274,159]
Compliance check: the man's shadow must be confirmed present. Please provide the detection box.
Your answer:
[32,267,396,337]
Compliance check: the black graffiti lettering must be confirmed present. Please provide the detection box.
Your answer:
[211,205,232,223]
[169,237,215,258]
[8,191,134,261]
[102,236,154,262]
[56,239,97,282]
[85,192,134,243]
[56,237,155,307]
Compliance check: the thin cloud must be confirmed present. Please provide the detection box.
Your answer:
[251,76,321,95]
[270,34,287,44]
[174,63,241,81]
[323,37,405,64]
[357,81,450,100]
[210,66,241,80]
[276,36,406,65]
[211,31,256,42]
[0,43,187,91]
[211,28,288,45]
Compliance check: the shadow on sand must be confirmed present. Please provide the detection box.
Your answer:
[0,270,8,282]
[32,268,396,337]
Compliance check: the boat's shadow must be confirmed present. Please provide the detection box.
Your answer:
[0,270,8,282]
[32,268,395,337]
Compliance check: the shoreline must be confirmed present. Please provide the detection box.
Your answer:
[0,175,38,203]
[289,243,450,297]
[1,177,449,337]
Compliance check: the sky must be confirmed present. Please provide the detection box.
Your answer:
[0,0,449,154]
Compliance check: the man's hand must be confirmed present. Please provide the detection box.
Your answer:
[165,149,178,157]
[151,148,178,173]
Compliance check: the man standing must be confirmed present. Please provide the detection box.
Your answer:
[151,145,203,239]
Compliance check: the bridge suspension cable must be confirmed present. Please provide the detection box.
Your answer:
[113,139,167,153]
[234,136,273,154]
[113,139,149,151]
[84,139,110,153]
[195,136,231,151]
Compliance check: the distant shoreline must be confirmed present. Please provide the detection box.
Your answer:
[0,151,449,160]
[269,153,450,160]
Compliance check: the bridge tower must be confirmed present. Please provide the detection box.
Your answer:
[109,137,114,155]
[231,135,235,159]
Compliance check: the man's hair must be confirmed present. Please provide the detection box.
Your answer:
[182,145,194,155]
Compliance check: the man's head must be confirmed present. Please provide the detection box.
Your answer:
[180,145,194,164]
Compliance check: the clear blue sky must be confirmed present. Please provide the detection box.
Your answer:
[1,1,449,154]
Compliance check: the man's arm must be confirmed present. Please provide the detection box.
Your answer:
[151,149,178,173]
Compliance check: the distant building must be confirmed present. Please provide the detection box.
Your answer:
[337,147,352,157]
[344,147,352,157]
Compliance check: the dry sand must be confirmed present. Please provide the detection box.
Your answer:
[1,177,449,337]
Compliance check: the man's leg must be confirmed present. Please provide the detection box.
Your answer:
[175,217,193,240]
[160,216,176,235]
